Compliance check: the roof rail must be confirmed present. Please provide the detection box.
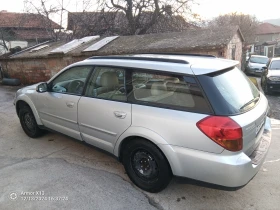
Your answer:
[88,56,189,64]
[140,52,216,58]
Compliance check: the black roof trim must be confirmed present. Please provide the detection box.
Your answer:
[139,53,216,58]
[88,56,189,64]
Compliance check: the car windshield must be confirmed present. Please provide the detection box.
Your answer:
[270,60,280,69]
[250,57,269,64]
[197,67,260,115]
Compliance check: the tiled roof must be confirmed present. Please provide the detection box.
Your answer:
[0,12,61,29]
[256,23,280,35]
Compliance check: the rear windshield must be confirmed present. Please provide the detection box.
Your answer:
[197,67,260,115]
[249,57,269,64]
[270,60,280,70]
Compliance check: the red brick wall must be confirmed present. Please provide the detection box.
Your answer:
[0,56,87,84]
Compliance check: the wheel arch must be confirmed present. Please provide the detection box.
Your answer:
[15,97,43,125]
[117,135,174,175]
[114,127,174,174]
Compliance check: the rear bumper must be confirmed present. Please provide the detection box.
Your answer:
[160,117,272,188]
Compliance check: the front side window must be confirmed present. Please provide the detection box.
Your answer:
[130,71,211,113]
[85,66,127,102]
[51,66,92,95]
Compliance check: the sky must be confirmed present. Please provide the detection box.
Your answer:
[192,0,280,21]
[1,0,280,22]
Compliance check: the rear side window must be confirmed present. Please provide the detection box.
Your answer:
[85,66,127,102]
[198,67,260,115]
[128,71,212,113]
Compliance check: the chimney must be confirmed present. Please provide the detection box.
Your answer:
[164,5,172,16]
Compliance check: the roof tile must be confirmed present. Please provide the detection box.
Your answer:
[0,12,61,29]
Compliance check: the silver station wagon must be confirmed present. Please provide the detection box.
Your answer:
[14,54,272,192]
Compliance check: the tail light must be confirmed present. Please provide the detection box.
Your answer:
[196,116,243,151]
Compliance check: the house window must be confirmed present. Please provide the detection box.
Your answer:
[255,36,259,42]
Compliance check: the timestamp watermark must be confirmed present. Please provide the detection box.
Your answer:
[9,191,68,201]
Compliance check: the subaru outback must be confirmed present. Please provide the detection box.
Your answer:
[14,54,272,192]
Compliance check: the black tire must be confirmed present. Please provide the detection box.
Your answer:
[244,68,250,76]
[122,139,172,193]
[262,80,270,95]
[19,106,44,138]
[2,78,21,86]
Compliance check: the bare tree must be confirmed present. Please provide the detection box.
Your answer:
[24,0,64,41]
[208,12,259,44]
[97,0,196,35]
[0,30,11,52]
[208,12,259,70]
[0,13,28,54]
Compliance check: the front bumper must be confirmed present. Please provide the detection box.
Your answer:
[160,117,272,188]
[266,81,280,92]
[246,67,264,76]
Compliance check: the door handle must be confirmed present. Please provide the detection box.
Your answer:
[114,111,127,119]
[66,101,75,108]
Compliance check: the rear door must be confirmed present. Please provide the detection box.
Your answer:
[127,69,224,153]
[78,66,131,153]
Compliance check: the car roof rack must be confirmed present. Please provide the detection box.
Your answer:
[138,52,216,58]
[88,56,189,64]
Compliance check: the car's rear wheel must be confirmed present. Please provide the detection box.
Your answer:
[122,139,172,193]
[19,106,44,138]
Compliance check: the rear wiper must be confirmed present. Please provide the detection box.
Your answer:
[240,97,260,110]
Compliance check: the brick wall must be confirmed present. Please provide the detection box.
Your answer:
[225,32,243,69]
[0,56,87,84]
[0,48,230,85]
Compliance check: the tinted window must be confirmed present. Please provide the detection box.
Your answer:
[249,57,269,64]
[130,71,211,113]
[198,67,260,115]
[85,66,127,102]
[270,60,280,70]
[51,66,91,95]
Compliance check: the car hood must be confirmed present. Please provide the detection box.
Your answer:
[22,84,38,91]
[268,70,280,77]
[16,83,39,96]
[249,62,266,68]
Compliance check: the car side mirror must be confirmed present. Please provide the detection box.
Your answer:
[36,82,48,93]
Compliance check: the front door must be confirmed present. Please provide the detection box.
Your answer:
[37,66,92,140]
[267,46,274,58]
[78,66,131,153]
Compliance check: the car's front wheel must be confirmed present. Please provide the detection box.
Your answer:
[262,80,270,95]
[122,139,172,193]
[19,106,44,138]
